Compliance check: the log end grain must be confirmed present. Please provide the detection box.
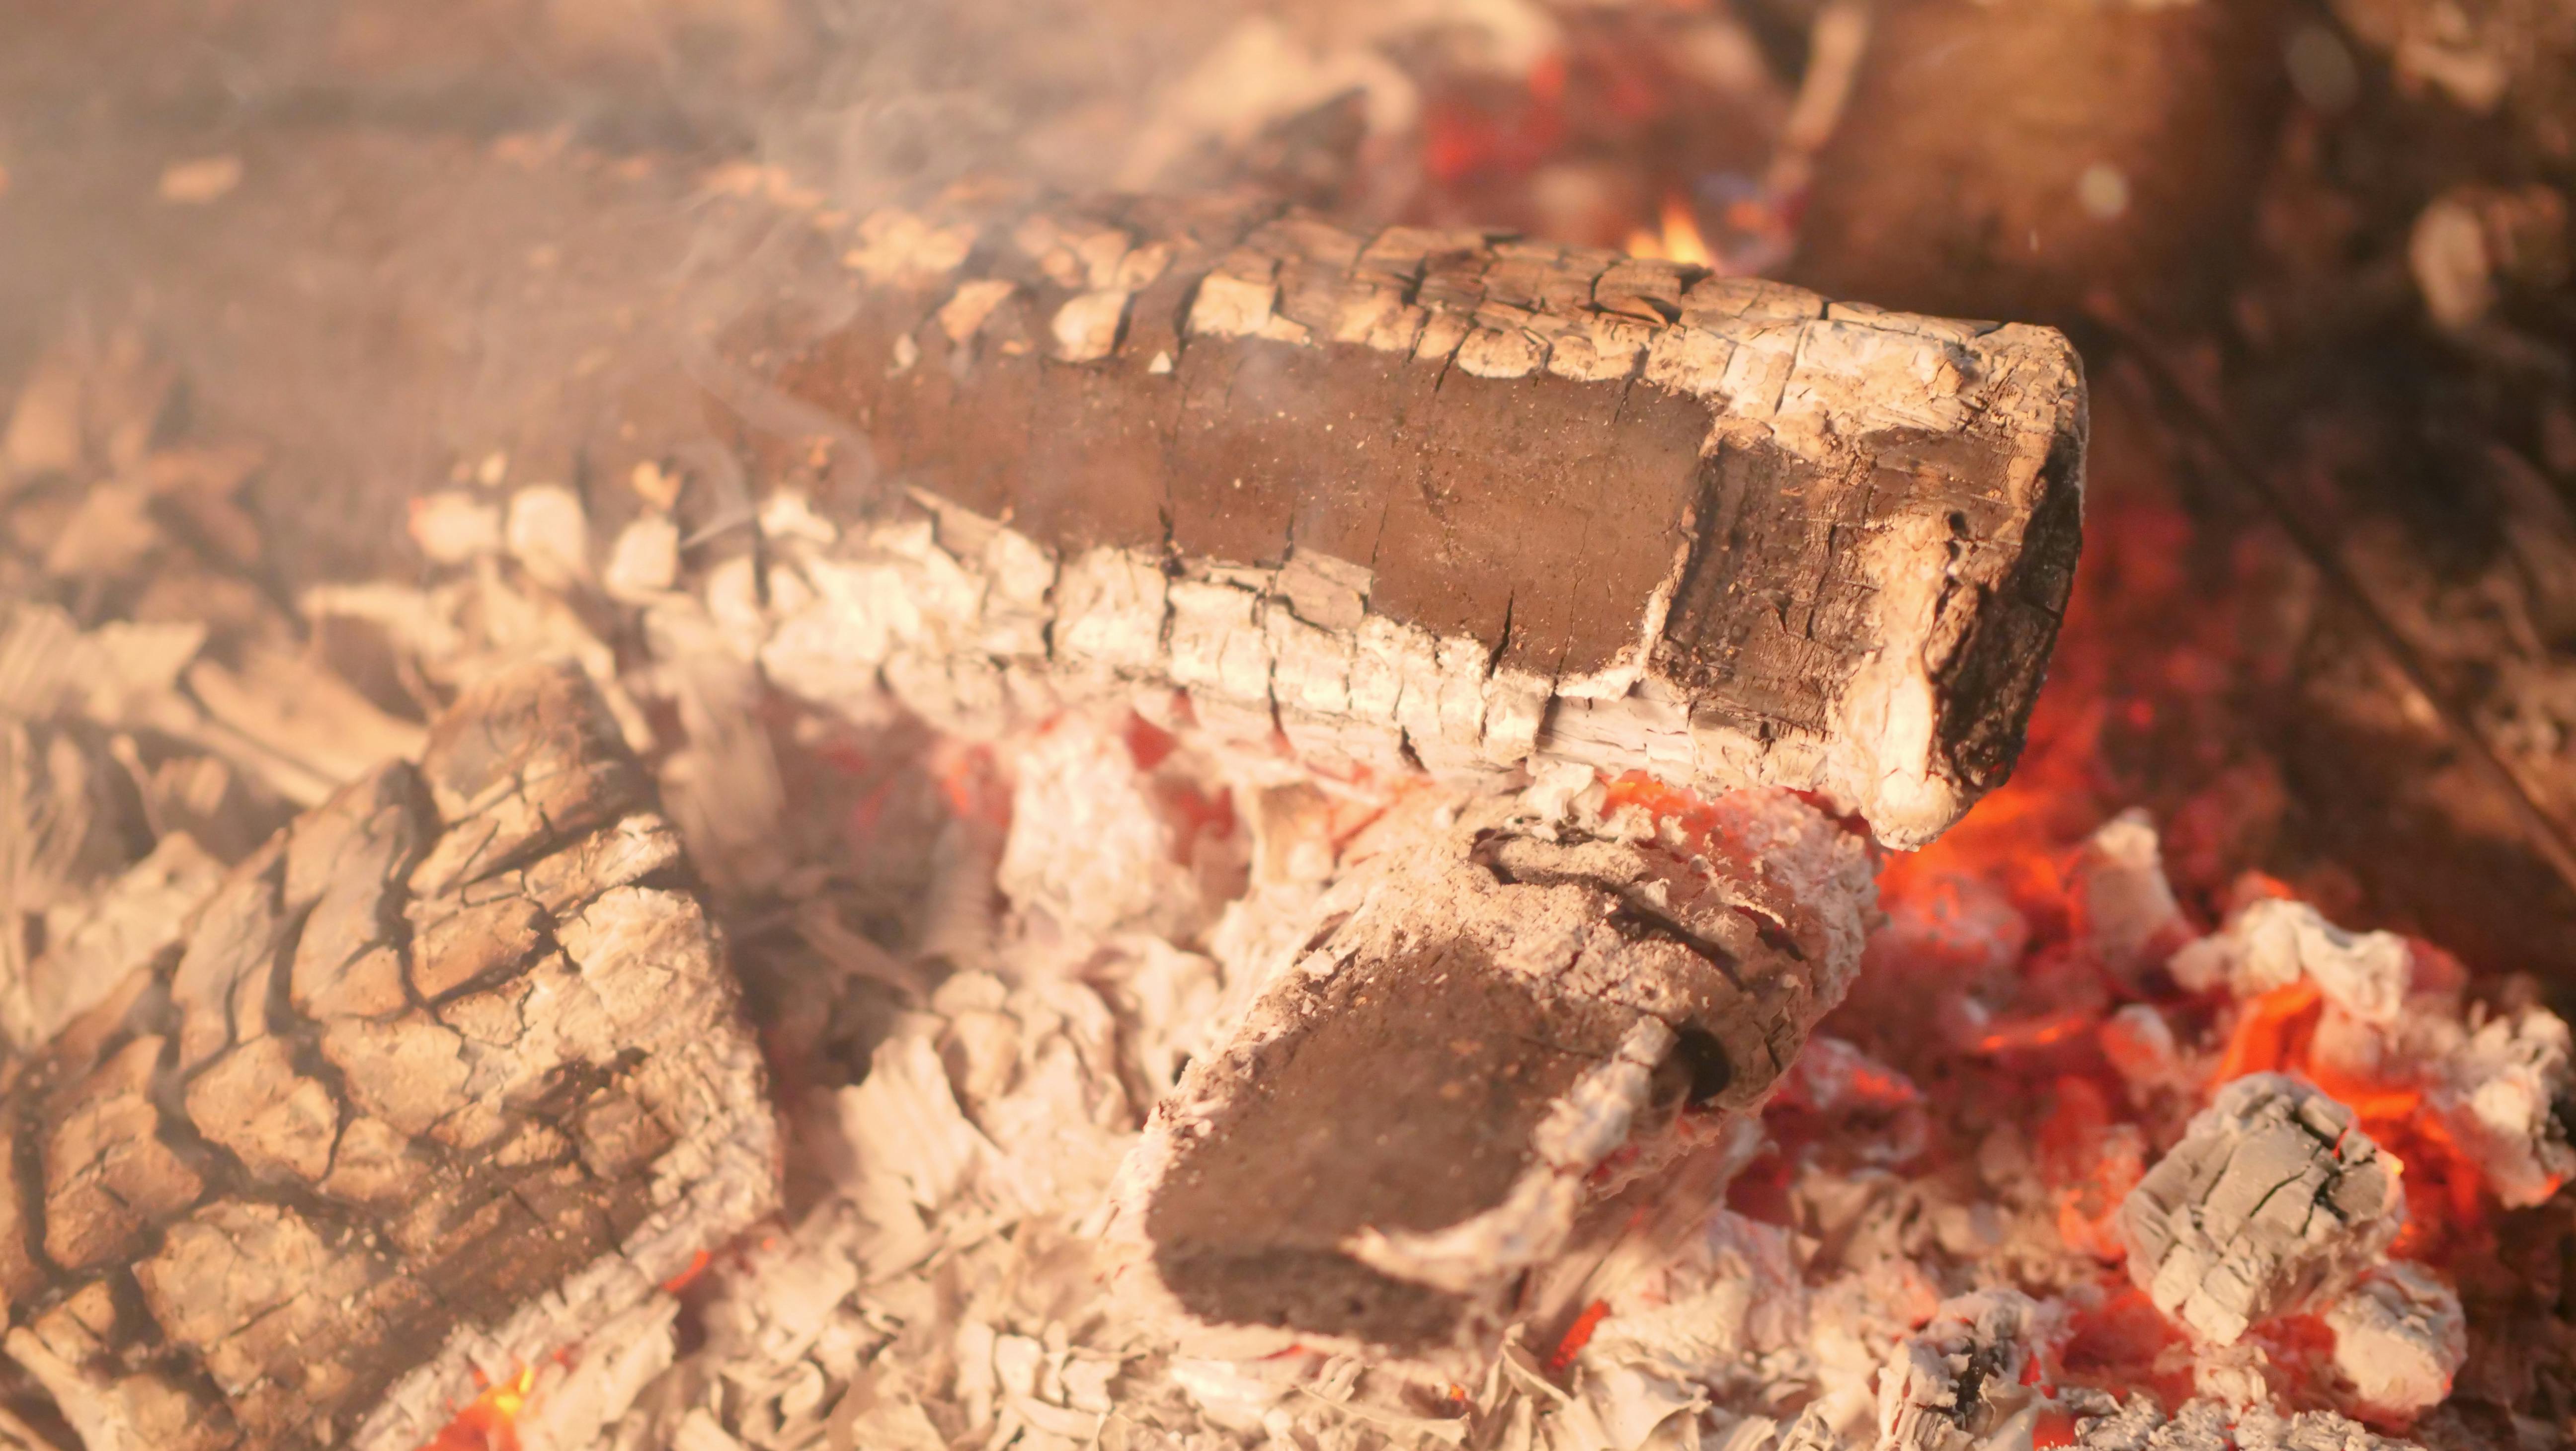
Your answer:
[1115,787,1873,1359]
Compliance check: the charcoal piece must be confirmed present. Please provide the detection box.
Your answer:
[1116,787,1872,1361]
[729,195,2087,851]
[2119,1074,2404,1346]
[2429,1005,2576,1209]
[0,660,775,1451]
[1877,1290,2058,1451]
[2322,1263,2465,1421]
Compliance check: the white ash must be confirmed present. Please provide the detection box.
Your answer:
[2426,1003,2576,1209]
[0,325,2486,1451]
[995,714,1229,944]
[1874,1290,2063,1451]
[2073,810,2190,987]
[2166,882,2574,1214]
[6,828,221,1046]
[2169,899,2412,1028]
[2322,1263,2466,1422]
[2120,1074,2405,1347]
[2074,1396,2420,1451]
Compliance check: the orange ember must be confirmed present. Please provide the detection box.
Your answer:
[2210,979,2493,1257]
[1600,769,1723,841]
[418,1368,535,1451]
[660,1248,714,1295]
[1550,1299,1612,1372]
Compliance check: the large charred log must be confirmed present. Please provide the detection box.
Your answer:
[0,661,775,1451]
[722,193,2088,851]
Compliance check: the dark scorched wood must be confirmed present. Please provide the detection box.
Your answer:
[727,193,2089,850]
[1109,786,1875,1361]
[0,661,775,1451]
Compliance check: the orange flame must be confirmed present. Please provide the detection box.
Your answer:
[1624,194,1713,267]
[418,1368,535,1451]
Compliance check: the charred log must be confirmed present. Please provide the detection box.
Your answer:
[1790,0,2288,329]
[1113,785,1873,1360]
[0,660,775,1451]
[725,194,2088,850]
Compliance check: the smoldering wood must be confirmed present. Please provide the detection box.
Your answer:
[723,193,2088,851]
[0,660,776,1451]
[1877,1291,2060,1451]
[1788,0,2287,329]
[2118,1073,2403,1348]
[1112,786,1873,1361]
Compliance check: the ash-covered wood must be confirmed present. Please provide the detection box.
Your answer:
[728,193,2087,850]
[1877,1290,2054,1451]
[2120,1073,2404,1347]
[0,660,775,1451]
[1113,786,1872,1360]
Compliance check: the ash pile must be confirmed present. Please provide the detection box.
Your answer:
[6,289,2571,1451]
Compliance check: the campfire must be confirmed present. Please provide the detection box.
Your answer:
[3,0,2575,1450]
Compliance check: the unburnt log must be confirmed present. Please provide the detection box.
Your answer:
[728,195,2088,850]
[1109,785,1873,1361]
[0,661,775,1451]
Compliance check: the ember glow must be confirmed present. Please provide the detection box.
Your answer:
[418,1368,535,1451]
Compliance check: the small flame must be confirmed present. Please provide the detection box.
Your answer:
[1625,194,1714,267]
[418,1368,535,1451]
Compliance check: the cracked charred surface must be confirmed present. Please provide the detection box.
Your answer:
[726,194,2089,851]
[2120,1073,2405,1348]
[1113,786,1872,1362]
[0,660,775,1451]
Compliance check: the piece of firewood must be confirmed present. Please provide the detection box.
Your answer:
[0,660,776,1451]
[724,194,2087,850]
[1108,785,1874,1360]
[1789,0,2287,328]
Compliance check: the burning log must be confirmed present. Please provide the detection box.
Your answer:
[0,660,775,1451]
[2119,1073,2405,1348]
[733,194,2088,851]
[1112,784,1873,1360]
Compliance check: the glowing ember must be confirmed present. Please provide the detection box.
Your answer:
[1549,1300,1612,1372]
[417,1368,535,1451]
